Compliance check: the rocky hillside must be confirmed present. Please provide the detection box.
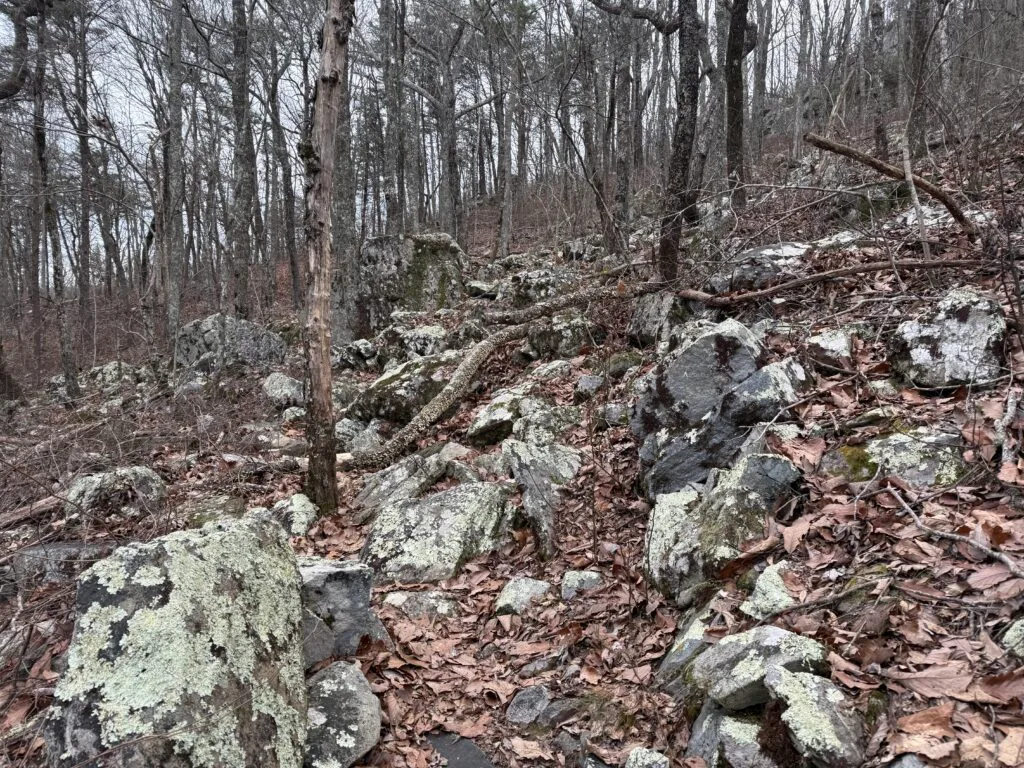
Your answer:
[2,197,1024,768]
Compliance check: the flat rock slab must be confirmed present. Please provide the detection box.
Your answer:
[506,685,551,725]
[426,732,495,768]
[361,483,511,583]
[690,626,828,711]
[562,570,601,601]
[176,313,286,368]
[353,442,470,524]
[305,662,381,768]
[502,440,582,558]
[383,590,459,620]
[496,577,551,615]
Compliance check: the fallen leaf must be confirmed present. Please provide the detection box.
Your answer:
[998,728,1024,767]
[885,661,973,698]
[508,737,552,759]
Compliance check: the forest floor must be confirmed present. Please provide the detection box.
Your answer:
[4,143,1024,767]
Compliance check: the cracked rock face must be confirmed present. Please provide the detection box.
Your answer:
[176,313,287,368]
[502,440,582,559]
[347,350,463,423]
[44,516,306,768]
[361,483,511,583]
[305,662,381,768]
[890,288,1005,388]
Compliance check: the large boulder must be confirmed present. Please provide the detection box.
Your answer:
[305,662,381,768]
[176,313,287,368]
[889,288,1005,388]
[466,384,538,446]
[821,427,964,487]
[497,268,575,307]
[361,483,511,583]
[348,233,465,339]
[626,291,692,349]
[521,313,606,360]
[644,454,800,604]
[44,516,306,767]
[346,350,462,423]
[64,466,166,521]
[376,324,450,368]
[263,372,305,409]
[708,242,810,293]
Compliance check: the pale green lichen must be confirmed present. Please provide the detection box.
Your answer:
[53,517,306,767]
[720,716,761,745]
[740,560,797,619]
[1003,619,1024,657]
[770,669,846,755]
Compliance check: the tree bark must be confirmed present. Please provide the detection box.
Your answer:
[303,0,356,514]
[229,0,255,318]
[725,0,749,207]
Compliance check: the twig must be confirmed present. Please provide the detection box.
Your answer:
[890,487,1024,579]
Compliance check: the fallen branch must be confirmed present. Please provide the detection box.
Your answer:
[891,488,1024,580]
[341,320,539,471]
[0,495,63,530]
[804,132,981,241]
[485,281,661,325]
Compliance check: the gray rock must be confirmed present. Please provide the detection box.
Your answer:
[299,559,382,664]
[685,700,779,768]
[282,406,307,424]
[573,374,606,403]
[624,747,670,768]
[305,661,381,768]
[176,313,287,368]
[180,494,246,527]
[627,291,692,349]
[657,607,714,701]
[377,324,450,368]
[595,402,629,430]
[690,626,828,710]
[467,280,498,299]
[499,269,575,307]
[272,493,320,536]
[882,757,927,768]
[383,590,458,620]
[496,577,551,615]
[512,400,581,446]
[64,466,166,521]
[10,541,113,590]
[353,442,471,524]
[890,288,1005,388]
[645,455,799,603]
[807,329,854,370]
[347,350,463,423]
[362,483,511,583]
[764,667,865,768]
[563,238,602,262]
[531,360,574,380]
[466,384,537,446]
[522,313,606,360]
[709,242,809,293]
[506,685,551,725]
[821,427,964,487]
[332,338,378,371]
[720,359,810,425]
[426,731,495,768]
[263,372,305,408]
[561,570,601,601]
[502,440,582,558]
[740,560,798,620]
[44,516,306,768]
[631,319,762,454]
[1003,618,1024,657]
[331,379,363,412]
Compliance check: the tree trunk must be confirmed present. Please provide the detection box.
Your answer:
[725,0,749,207]
[166,0,185,350]
[230,0,254,318]
[304,0,355,515]
[867,0,889,160]
[269,38,302,311]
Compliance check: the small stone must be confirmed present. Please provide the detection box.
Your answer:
[624,747,670,768]
[531,360,573,380]
[281,406,306,424]
[573,374,606,403]
[271,492,319,536]
[305,661,381,768]
[595,402,629,430]
[427,731,495,768]
[561,570,601,601]
[496,577,551,615]
[262,372,304,408]
[807,329,854,370]
[383,590,458,620]
[519,656,560,678]
[740,561,798,620]
[506,685,551,725]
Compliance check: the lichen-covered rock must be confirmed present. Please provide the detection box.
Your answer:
[657,607,714,701]
[764,668,865,768]
[64,466,166,520]
[685,701,779,768]
[332,338,378,371]
[347,350,462,423]
[595,402,629,430]
[376,324,450,368]
[522,313,606,360]
[821,428,964,487]
[299,559,383,666]
[353,442,471,524]
[44,516,306,768]
[720,358,810,425]
[624,747,670,768]
[631,319,762,453]
[689,626,828,710]
[361,483,511,583]
[708,242,810,293]
[271,493,319,537]
[561,570,601,601]
[305,662,381,768]
[1002,619,1024,657]
[180,494,246,528]
[531,359,573,380]
[502,440,582,558]
[740,561,798,620]
[263,372,305,409]
[10,541,113,590]
[383,590,458,620]
[512,400,581,446]
[627,291,692,349]
[282,406,307,425]
[807,329,854,370]
[466,384,537,446]
[890,288,1005,388]
[506,685,551,726]
[498,268,575,307]
[496,577,551,615]
[176,313,287,368]
[573,374,606,403]
[644,455,799,603]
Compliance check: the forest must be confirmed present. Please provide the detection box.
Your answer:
[2,0,1024,766]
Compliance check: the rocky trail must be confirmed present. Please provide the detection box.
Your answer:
[3,188,1024,768]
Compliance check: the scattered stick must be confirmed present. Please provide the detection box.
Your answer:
[803,133,981,241]
[0,495,62,530]
[341,320,539,471]
[890,488,1024,580]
